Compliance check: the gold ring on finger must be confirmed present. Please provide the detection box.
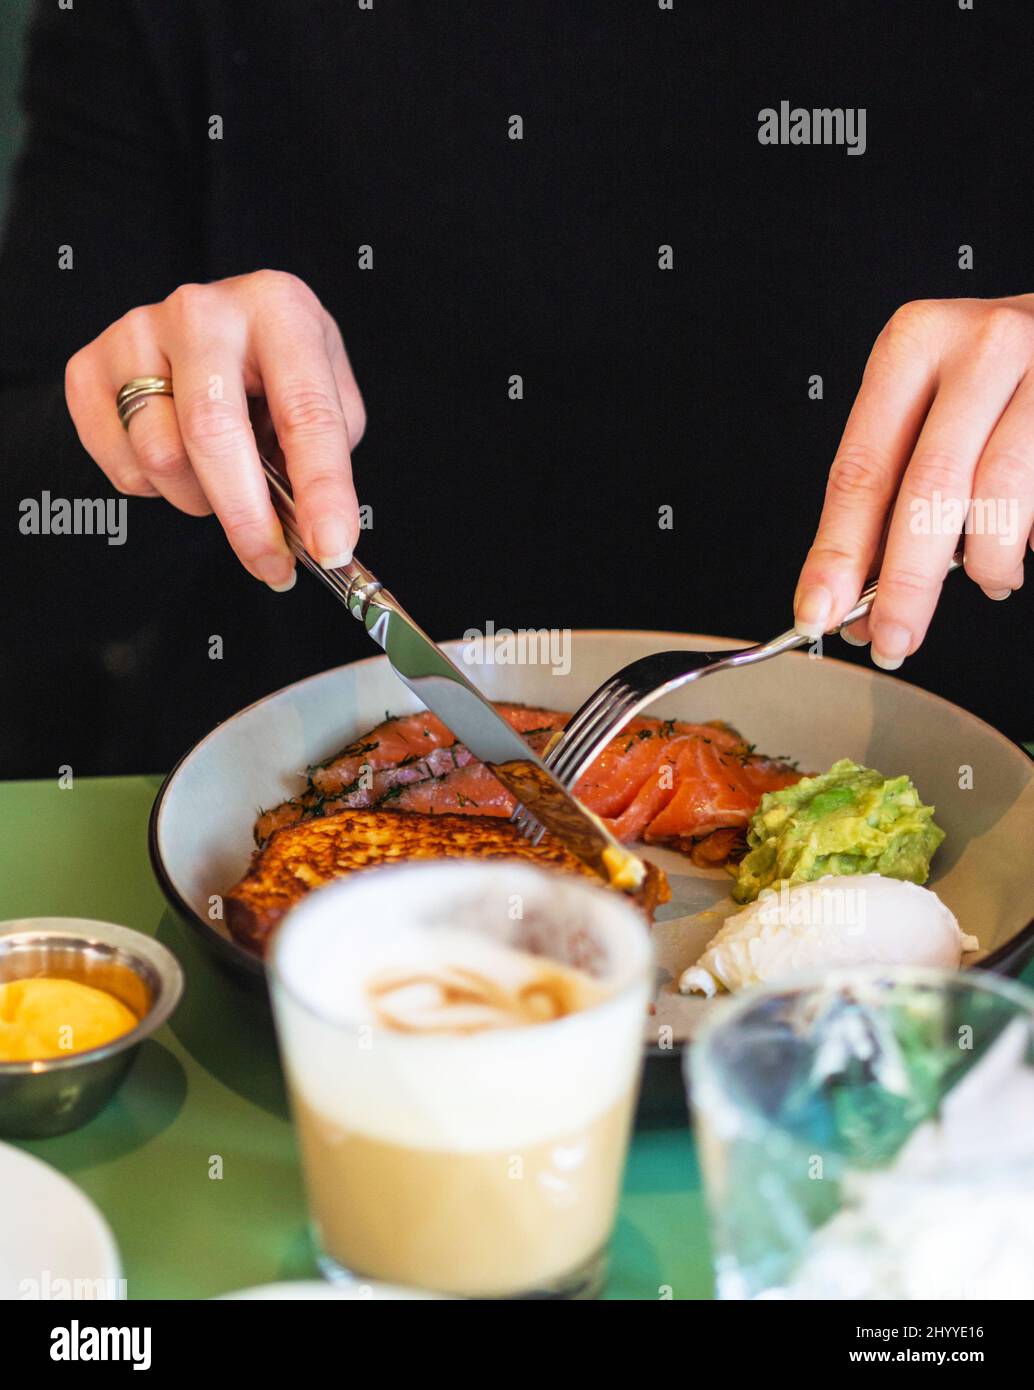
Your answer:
[116,375,174,430]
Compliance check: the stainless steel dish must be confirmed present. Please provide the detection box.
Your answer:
[0,918,183,1139]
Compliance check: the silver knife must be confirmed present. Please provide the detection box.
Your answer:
[259,456,648,896]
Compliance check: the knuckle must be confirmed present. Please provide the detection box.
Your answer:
[807,540,856,569]
[964,560,1011,589]
[112,472,157,498]
[296,465,349,499]
[220,510,273,556]
[116,303,155,341]
[64,350,88,407]
[179,496,215,518]
[979,448,1034,497]
[973,304,1032,358]
[134,435,190,480]
[879,565,935,601]
[164,281,219,326]
[905,451,965,496]
[346,399,367,447]
[277,386,344,437]
[827,445,889,502]
[874,300,941,361]
[179,393,245,449]
[891,299,940,334]
[252,268,317,308]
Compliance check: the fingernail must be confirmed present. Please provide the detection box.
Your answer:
[255,554,296,591]
[871,621,911,671]
[840,627,869,648]
[981,588,1011,601]
[794,585,833,639]
[313,518,353,570]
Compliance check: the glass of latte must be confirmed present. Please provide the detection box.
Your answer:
[269,860,654,1298]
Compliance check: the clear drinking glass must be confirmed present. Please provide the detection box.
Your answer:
[688,966,1034,1300]
[270,860,653,1299]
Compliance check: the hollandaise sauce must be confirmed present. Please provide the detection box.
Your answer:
[0,977,138,1062]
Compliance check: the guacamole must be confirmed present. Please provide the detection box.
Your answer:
[731,758,945,904]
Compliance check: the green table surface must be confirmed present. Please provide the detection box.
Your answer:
[6,768,1033,1300]
[0,775,710,1300]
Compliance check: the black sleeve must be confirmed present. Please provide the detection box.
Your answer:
[0,0,202,493]
[0,0,222,777]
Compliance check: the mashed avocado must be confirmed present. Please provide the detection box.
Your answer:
[732,759,945,904]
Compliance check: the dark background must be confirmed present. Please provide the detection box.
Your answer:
[1,0,1031,779]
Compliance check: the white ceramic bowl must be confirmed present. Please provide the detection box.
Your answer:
[150,631,1034,1029]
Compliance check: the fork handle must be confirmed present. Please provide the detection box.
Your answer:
[751,546,967,661]
[836,546,965,631]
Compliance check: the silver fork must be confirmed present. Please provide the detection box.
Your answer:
[511,550,964,838]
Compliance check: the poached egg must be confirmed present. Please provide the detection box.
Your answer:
[679,873,979,998]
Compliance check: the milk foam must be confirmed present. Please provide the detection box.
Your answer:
[364,944,605,1033]
[271,862,652,1150]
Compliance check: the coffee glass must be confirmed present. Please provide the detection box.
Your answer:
[269,860,653,1299]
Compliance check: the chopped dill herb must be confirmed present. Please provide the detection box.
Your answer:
[307,738,379,778]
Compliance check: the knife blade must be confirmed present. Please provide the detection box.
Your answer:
[260,457,646,894]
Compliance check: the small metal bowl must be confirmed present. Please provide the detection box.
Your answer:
[0,918,184,1139]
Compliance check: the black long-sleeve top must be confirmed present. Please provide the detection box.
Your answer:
[2,0,1031,775]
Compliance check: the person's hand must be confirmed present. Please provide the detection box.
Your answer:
[65,270,366,590]
[794,295,1034,668]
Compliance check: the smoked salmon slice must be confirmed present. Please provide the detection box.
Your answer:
[309,704,563,797]
[571,719,745,818]
[388,762,516,816]
[254,745,479,842]
[642,738,801,844]
[308,712,454,796]
[254,703,803,868]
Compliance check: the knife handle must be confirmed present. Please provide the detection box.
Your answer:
[259,453,385,623]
